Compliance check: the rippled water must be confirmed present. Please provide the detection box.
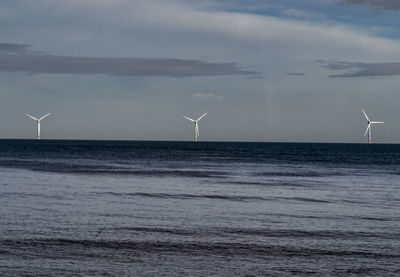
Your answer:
[0,140,399,276]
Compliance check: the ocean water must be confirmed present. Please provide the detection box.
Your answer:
[0,140,399,276]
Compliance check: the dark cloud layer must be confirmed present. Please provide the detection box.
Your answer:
[320,60,400,77]
[343,0,400,11]
[0,53,259,77]
[0,43,32,53]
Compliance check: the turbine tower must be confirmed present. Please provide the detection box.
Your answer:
[183,113,207,142]
[25,113,51,140]
[362,109,383,144]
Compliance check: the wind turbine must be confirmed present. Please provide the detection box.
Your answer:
[362,109,383,144]
[25,113,51,140]
[183,113,207,142]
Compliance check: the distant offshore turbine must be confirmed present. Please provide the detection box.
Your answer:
[25,113,51,140]
[362,109,384,144]
[183,113,207,142]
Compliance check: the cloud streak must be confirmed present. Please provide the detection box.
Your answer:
[0,53,259,77]
[192,93,223,100]
[0,43,32,53]
[343,0,400,11]
[287,72,306,76]
[321,60,400,77]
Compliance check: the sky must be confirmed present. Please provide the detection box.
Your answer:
[1,0,400,142]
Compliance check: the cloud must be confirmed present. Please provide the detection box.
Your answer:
[0,52,259,77]
[4,0,400,65]
[287,72,306,76]
[192,93,223,100]
[23,0,400,56]
[0,43,31,53]
[320,60,400,77]
[137,2,397,54]
[342,0,400,11]
[282,9,325,20]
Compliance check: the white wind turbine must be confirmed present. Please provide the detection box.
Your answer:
[25,113,51,140]
[183,113,207,142]
[362,109,383,144]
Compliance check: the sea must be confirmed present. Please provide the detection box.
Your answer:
[0,140,399,276]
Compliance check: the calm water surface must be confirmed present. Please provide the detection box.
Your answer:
[0,140,399,276]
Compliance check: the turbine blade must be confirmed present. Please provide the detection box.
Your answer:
[196,113,207,121]
[364,124,370,136]
[25,114,38,121]
[362,109,370,121]
[39,113,51,121]
[371,121,384,124]
[183,115,195,122]
[196,124,199,137]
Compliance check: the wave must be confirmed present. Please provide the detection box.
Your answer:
[282,197,331,203]
[1,238,398,259]
[0,190,337,204]
[255,171,342,178]
[110,226,399,240]
[2,190,332,204]
[215,180,322,188]
[100,191,264,201]
[0,160,228,177]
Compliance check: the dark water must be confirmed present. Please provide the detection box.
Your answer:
[0,140,399,276]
